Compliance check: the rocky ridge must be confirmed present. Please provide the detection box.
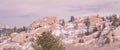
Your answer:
[1,15,120,50]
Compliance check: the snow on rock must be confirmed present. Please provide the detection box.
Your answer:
[11,32,30,43]
[113,26,120,40]
[1,15,120,50]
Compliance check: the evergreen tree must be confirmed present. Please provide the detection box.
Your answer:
[23,26,27,32]
[111,14,120,27]
[93,26,98,33]
[70,16,75,22]
[101,17,105,21]
[13,26,17,32]
[84,17,91,35]
[74,23,78,29]
[32,31,65,50]
[109,16,113,22]
[102,23,106,30]
[0,30,1,37]
[59,19,65,26]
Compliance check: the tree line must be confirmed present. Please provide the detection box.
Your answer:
[0,26,27,37]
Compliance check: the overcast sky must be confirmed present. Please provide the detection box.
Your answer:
[0,0,120,27]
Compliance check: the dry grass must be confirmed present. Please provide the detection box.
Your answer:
[63,42,120,50]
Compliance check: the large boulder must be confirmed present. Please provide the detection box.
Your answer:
[84,31,99,41]
[29,16,58,31]
[11,32,30,44]
[113,26,120,40]
[31,25,56,36]
[101,26,112,36]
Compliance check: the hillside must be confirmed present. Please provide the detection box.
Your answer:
[0,15,120,50]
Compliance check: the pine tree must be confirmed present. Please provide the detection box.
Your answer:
[59,19,65,26]
[84,17,91,35]
[70,16,75,22]
[93,26,98,33]
[101,17,105,21]
[111,14,120,27]
[13,26,17,32]
[32,31,65,50]
[102,23,106,29]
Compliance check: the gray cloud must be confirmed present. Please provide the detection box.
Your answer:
[0,0,120,27]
